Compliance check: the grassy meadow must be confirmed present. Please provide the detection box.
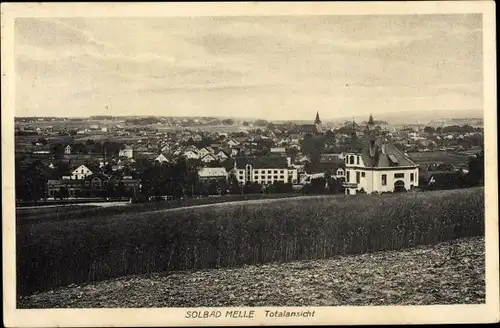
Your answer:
[17,187,484,297]
[16,193,302,224]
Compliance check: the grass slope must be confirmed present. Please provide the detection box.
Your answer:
[17,188,484,297]
[18,237,485,308]
[16,193,304,224]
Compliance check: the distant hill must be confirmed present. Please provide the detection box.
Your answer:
[15,109,484,126]
[329,109,483,126]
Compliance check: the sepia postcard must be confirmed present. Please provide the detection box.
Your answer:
[2,1,498,327]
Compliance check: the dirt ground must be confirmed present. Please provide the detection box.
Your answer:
[18,236,485,308]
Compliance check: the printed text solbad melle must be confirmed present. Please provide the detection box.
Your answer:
[185,309,316,319]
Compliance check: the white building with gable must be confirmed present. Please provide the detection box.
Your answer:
[343,137,419,195]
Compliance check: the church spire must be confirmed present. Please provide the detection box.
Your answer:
[314,111,321,124]
[368,113,374,128]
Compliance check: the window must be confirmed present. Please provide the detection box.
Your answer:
[268,176,272,179]
[357,156,360,165]
[268,170,272,174]
[356,172,360,184]
[280,170,284,174]
[394,173,404,178]
[280,175,284,180]
[274,176,278,179]
[349,156,354,165]
[381,174,387,185]
[361,172,365,177]
[410,173,414,182]
[274,170,278,174]
[346,171,350,182]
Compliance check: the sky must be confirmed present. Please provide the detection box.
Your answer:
[14,14,483,120]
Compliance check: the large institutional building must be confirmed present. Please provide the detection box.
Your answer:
[232,156,299,185]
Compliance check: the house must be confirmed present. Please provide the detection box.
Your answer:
[119,145,134,159]
[201,153,218,163]
[303,155,345,181]
[216,150,229,161]
[198,167,228,182]
[297,155,311,164]
[64,145,72,155]
[47,179,84,199]
[198,147,211,158]
[186,145,200,153]
[41,160,55,169]
[343,137,419,195]
[320,153,343,161]
[161,144,171,153]
[71,164,94,180]
[270,147,287,155]
[232,156,298,185]
[154,154,169,163]
[227,139,240,147]
[210,143,222,150]
[184,150,200,159]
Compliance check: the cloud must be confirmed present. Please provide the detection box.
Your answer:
[14,15,483,119]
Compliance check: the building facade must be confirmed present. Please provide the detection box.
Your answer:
[343,137,419,195]
[232,156,298,185]
[71,164,94,180]
[119,146,134,159]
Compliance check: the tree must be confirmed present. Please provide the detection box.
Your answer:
[286,147,299,162]
[57,187,69,200]
[310,177,327,193]
[327,176,344,194]
[105,180,116,198]
[325,129,335,142]
[116,181,127,199]
[423,126,436,134]
[222,119,234,125]
[254,119,268,127]
[466,150,484,186]
[300,135,325,166]
[51,144,65,157]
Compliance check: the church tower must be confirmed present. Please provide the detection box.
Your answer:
[314,111,321,125]
[314,111,322,133]
[367,113,374,131]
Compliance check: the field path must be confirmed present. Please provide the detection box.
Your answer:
[150,195,339,214]
[17,201,130,210]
